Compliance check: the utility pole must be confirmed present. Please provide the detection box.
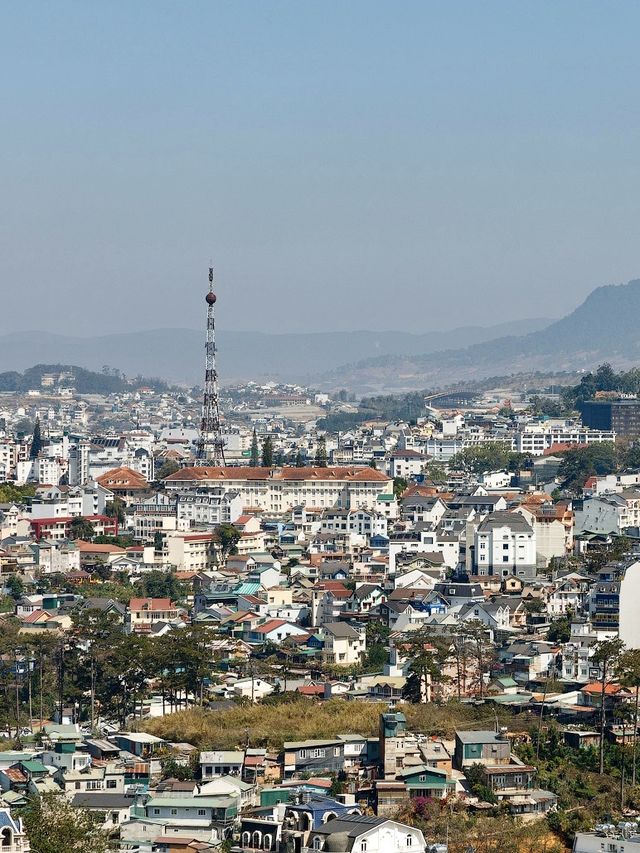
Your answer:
[14,650,20,739]
[58,643,65,724]
[90,657,96,732]
[536,678,549,761]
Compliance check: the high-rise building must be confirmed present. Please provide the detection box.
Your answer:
[580,399,640,436]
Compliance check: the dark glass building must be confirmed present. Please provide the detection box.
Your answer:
[579,399,640,437]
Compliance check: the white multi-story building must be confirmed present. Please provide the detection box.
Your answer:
[514,502,574,564]
[547,573,590,616]
[387,450,426,478]
[512,424,616,456]
[575,490,640,535]
[474,511,537,578]
[165,531,218,571]
[320,508,388,538]
[68,439,91,486]
[559,618,598,683]
[321,621,366,666]
[164,466,393,514]
[176,489,242,526]
[573,831,640,853]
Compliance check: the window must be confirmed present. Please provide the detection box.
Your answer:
[360,841,367,852]
[313,838,323,850]
[153,808,160,815]
[170,808,177,816]
[407,835,413,847]
[299,749,307,759]
[334,747,340,756]
[106,779,117,789]
[198,809,207,816]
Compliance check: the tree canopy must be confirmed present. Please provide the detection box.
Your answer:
[451,442,526,476]
[558,442,618,493]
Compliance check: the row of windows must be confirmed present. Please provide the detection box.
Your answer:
[298,747,342,759]
[152,807,208,816]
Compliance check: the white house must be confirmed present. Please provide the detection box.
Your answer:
[575,491,640,535]
[321,622,366,666]
[309,816,427,853]
[474,511,537,579]
[388,450,426,479]
[547,573,590,616]
[200,750,244,778]
[232,677,274,702]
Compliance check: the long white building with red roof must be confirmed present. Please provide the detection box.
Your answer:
[163,466,393,514]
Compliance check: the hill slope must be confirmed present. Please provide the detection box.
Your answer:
[322,278,640,392]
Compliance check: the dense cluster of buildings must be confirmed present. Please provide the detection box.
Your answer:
[0,711,559,851]
[3,361,640,848]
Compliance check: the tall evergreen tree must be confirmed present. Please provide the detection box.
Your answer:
[314,436,328,467]
[295,450,304,467]
[250,429,260,467]
[261,436,274,467]
[30,417,42,459]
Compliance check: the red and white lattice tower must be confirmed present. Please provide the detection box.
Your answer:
[195,266,226,465]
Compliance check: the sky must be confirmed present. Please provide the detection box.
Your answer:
[2,1,640,336]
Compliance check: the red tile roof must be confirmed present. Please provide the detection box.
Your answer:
[76,540,125,554]
[253,618,288,634]
[22,609,51,623]
[165,465,391,483]
[129,598,175,611]
[583,682,623,695]
[297,685,325,696]
[97,467,149,489]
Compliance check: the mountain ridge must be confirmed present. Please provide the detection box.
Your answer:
[0,318,551,385]
[321,278,640,392]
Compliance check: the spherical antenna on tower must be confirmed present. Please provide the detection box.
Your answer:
[206,265,217,303]
[196,263,225,466]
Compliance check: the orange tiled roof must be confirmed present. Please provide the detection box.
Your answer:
[165,465,391,483]
[129,597,175,611]
[97,467,149,489]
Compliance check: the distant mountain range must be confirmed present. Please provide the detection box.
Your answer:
[320,278,640,392]
[3,278,640,393]
[0,318,550,386]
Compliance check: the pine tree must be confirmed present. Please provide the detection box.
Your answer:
[295,450,304,467]
[314,436,328,467]
[30,417,42,459]
[250,429,260,467]
[262,436,274,467]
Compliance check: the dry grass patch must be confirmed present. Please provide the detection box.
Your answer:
[141,698,511,750]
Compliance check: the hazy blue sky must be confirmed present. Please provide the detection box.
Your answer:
[2,1,640,336]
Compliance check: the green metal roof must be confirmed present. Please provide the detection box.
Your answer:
[234,582,262,595]
[20,760,48,773]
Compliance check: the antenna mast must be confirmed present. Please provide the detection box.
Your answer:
[195,265,226,465]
